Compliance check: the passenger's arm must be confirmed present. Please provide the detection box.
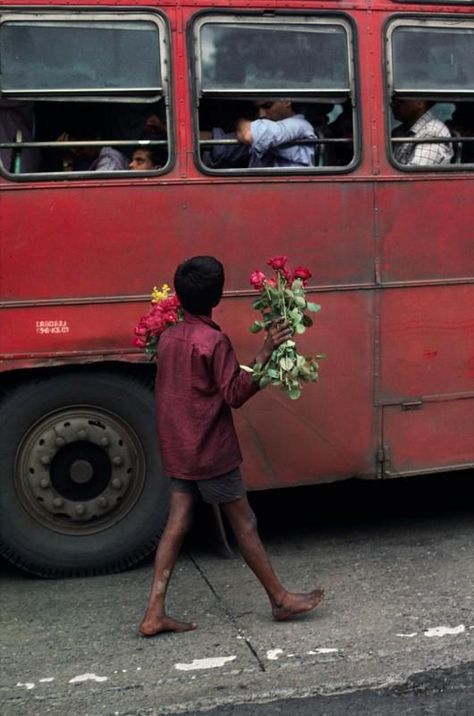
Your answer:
[249,117,312,154]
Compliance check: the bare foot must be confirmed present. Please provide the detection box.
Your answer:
[272,588,325,621]
[139,615,197,637]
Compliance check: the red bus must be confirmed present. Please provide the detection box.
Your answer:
[1,0,473,576]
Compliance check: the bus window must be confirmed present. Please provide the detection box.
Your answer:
[192,15,358,173]
[0,13,171,178]
[387,19,474,169]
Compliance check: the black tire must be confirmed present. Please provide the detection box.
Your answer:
[0,371,168,577]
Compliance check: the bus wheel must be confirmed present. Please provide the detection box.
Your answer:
[0,372,167,577]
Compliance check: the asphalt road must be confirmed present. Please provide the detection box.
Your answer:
[1,472,473,715]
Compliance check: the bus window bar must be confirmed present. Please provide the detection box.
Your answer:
[391,136,474,144]
[0,140,168,149]
[199,138,354,146]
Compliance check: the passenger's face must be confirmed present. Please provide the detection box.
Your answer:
[129,150,156,171]
[392,98,427,125]
[255,100,293,121]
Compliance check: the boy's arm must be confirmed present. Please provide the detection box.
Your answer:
[212,321,293,409]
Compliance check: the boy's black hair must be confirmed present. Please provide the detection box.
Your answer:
[174,256,224,315]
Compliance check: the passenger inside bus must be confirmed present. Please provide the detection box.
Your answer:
[0,100,168,174]
[391,98,453,166]
[325,102,354,167]
[129,144,164,171]
[0,99,40,173]
[449,104,474,165]
[202,99,317,169]
[57,118,128,172]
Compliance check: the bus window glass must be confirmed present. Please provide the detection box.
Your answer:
[387,20,474,169]
[194,16,357,173]
[0,14,170,179]
[200,24,349,92]
[391,26,474,92]
[0,21,161,95]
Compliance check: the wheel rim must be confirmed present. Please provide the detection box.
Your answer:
[15,406,146,535]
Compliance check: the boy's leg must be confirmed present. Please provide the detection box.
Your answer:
[139,491,196,636]
[221,496,324,620]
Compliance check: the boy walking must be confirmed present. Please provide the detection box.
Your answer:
[140,256,324,637]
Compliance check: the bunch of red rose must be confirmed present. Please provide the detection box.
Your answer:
[245,255,322,399]
[133,285,182,356]
[250,255,312,291]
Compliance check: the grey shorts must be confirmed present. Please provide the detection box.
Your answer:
[170,467,245,505]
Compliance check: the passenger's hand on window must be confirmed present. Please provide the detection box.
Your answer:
[236,119,253,145]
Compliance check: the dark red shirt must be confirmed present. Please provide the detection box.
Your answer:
[155,311,259,479]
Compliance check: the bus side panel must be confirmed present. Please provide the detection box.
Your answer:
[380,284,474,400]
[221,290,377,489]
[0,180,375,305]
[379,284,474,475]
[377,179,473,283]
[383,400,474,476]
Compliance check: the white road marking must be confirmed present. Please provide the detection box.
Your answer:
[424,625,465,637]
[174,656,236,671]
[16,682,35,690]
[68,673,109,684]
[266,648,284,660]
[39,677,55,683]
[396,633,418,638]
[307,648,339,654]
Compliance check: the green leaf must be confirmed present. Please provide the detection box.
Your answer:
[288,387,301,400]
[307,302,321,313]
[259,375,271,389]
[295,324,306,334]
[249,321,264,333]
[240,364,254,373]
[279,356,295,370]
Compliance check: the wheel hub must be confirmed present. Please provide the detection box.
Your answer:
[16,408,145,535]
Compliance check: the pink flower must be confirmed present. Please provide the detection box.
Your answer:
[163,310,179,324]
[133,336,147,348]
[293,266,312,285]
[159,295,180,312]
[250,269,266,290]
[265,278,277,287]
[267,255,288,271]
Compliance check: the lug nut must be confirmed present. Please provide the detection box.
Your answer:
[40,455,51,465]
[111,478,122,490]
[112,456,123,466]
[99,496,108,508]
[39,478,51,489]
[75,504,86,516]
[77,430,87,440]
[52,497,64,508]
[100,437,109,447]
[55,437,66,447]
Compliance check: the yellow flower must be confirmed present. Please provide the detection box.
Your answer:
[151,284,171,303]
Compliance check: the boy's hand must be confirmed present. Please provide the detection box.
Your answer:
[254,319,293,367]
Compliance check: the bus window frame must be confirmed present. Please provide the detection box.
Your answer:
[0,10,174,182]
[385,14,474,173]
[189,10,361,177]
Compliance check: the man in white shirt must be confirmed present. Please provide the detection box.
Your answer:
[391,99,453,166]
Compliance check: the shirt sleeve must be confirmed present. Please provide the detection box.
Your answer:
[94,148,128,171]
[211,334,260,408]
[250,117,314,157]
